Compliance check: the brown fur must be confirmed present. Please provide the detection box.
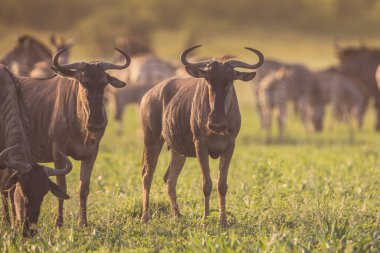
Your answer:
[140,55,259,227]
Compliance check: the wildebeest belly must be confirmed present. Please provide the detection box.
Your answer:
[162,84,196,157]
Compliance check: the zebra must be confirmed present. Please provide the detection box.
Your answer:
[256,65,317,141]
[311,67,366,131]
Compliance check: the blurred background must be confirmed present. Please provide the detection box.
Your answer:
[1,0,380,67]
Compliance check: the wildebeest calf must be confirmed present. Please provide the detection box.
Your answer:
[140,45,264,227]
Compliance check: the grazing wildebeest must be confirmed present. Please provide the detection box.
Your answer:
[15,47,130,227]
[336,44,380,130]
[256,65,318,141]
[140,45,264,227]
[0,65,71,236]
[107,38,176,135]
[310,67,366,131]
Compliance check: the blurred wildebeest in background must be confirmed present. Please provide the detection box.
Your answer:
[16,47,130,227]
[29,35,73,78]
[335,44,380,131]
[311,67,366,131]
[0,34,72,78]
[0,65,71,236]
[107,37,177,135]
[256,65,318,141]
[140,45,264,227]
[376,65,380,91]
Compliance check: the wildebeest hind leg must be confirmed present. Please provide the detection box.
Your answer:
[141,140,164,223]
[165,150,186,219]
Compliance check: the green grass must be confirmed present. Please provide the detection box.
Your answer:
[1,86,380,252]
[1,29,380,252]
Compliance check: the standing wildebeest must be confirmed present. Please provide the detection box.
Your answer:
[256,65,318,140]
[0,34,71,77]
[15,47,130,227]
[107,38,176,134]
[140,45,264,227]
[336,45,380,131]
[311,68,366,131]
[0,65,71,236]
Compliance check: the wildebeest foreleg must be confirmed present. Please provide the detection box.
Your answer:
[195,140,212,220]
[165,150,186,219]
[141,140,164,223]
[53,148,69,227]
[78,148,98,226]
[218,143,234,228]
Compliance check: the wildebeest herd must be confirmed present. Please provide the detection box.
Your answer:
[0,34,380,237]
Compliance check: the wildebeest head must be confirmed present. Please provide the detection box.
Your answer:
[181,45,264,133]
[0,146,72,237]
[51,47,131,133]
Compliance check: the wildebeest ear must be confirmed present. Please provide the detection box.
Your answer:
[50,65,75,77]
[234,71,256,82]
[3,173,18,191]
[48,179,70,199]
[107,74,127,88]
[185,66,208,79]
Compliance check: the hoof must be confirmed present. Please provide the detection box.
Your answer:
[78,219,88,227]
[219,219,228,229]
[141,213,150,223]
[55,218,63,228]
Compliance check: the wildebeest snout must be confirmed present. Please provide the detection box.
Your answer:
[207,112,227,132]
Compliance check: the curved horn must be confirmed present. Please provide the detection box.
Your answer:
[180,45,214,68]
[53,46,86,71]
[228,47,265,69]
[0,146,32,173]
[98,48,131,70]
[44,151,73,177]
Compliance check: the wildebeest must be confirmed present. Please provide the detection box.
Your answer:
[0,34,72,78]
[29,35,73,78]
[15,47,130,227]
[0,35,52,76]
[256,65,318,141]
[0,65,71,236]
[107,38,176,135]
[311,67,366,131]
[140,45,264,227]
[376,65,380,91]
[336,44,380,130]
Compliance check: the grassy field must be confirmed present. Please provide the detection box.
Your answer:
[1,30,380,252]
[1,85,380,252]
